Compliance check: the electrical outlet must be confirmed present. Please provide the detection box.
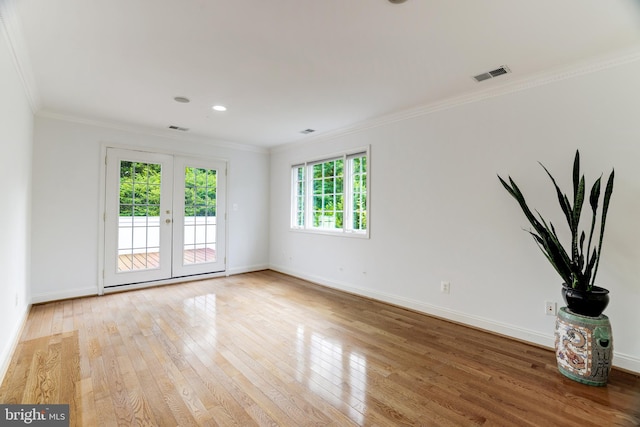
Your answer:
[545,301,557,316]
[441,281,450,294]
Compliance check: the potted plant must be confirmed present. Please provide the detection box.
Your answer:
[498,150,614,317]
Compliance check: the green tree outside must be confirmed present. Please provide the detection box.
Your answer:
[119,163,217,217]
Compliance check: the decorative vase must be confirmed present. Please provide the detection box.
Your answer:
[561,283,610,317]
[555,307,613,386]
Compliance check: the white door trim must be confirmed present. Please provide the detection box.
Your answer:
[172,156,227,277]
[98,144,229,294]
[104,148,174,287]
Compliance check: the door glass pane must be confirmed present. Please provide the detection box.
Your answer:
[183,167,217,265]
[117,161,161,272]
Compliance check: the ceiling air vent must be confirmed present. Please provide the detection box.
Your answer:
[473,65,511,83]
[300,129,316,134]
[168,125,189,131]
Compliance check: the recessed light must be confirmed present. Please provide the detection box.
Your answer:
[212,105,227,112]
[174,96,190,103]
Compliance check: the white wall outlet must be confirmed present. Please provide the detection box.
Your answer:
[441,281,450,294]
[545,301,557,316]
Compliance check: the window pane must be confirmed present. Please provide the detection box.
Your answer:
[133,162,147,181]
[183,166,218,265]
[353,157,361,173]
[133,183,147,205]
[350,155,367,232]
[148,184,160,205]
[185,167,195,188]
[313,164,323,178]
[120,161,133,182]
[119,181,133,204]
[148,204,160,217]
[120,204,133,216]
[292,166,306,228]
[324,195,335,211]
[292,154,367,234]
[324,177,334,195]
[313,179,322,194]
[323,161,335,177]
[118,161,162,272]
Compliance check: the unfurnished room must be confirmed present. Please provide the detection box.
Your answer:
[1,0,640,425]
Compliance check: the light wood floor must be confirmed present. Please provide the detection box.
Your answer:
[1,271,639,426]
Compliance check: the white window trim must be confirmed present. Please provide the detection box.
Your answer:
[290,146,370,238]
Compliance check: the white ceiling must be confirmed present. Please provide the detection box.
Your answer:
[8,0,640,148]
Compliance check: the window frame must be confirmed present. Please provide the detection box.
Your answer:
[290,147,369,238]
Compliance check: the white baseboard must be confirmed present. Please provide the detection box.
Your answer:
[613,353,640,374]
[31,287,98,304]
[0,303,31,385]
[227,264,269,276]
[269,264,640,374]
[31,265,269,303]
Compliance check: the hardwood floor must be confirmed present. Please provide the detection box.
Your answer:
[1,271,639,426]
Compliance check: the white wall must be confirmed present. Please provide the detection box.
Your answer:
[269,58,640,373]
[0,23,33,379]
[31,116,270,301]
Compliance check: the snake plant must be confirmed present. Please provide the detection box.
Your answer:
[498,150,614,292]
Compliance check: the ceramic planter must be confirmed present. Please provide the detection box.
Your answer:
[561,283,610,317]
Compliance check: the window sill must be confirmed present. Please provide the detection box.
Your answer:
[289,227,369,239]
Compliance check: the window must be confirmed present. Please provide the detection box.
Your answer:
[291,149,368,236]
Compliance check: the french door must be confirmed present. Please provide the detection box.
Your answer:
[104,148,226,288]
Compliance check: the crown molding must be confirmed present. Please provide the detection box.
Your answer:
[0,0,41,112]
[36,110,270,154]
[272,45,640,154]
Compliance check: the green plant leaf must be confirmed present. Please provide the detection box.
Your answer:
[591,169,614,287]
[585,176,601,276]
[572,176,585,263]
[499,150,614,292]
[572,150,580,206]
[540,163,573,231]
[578,231,585,270]
[498,175,544,232]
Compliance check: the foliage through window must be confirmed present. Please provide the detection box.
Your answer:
[184,167,217,217]
[119,161,161,217]
[292,150,368,235]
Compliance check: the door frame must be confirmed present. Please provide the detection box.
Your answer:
[172,156,227,278]
[97,144,229,295]
[103,148,174,287]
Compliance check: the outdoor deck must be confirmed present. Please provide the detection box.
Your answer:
[118,248,216,271]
